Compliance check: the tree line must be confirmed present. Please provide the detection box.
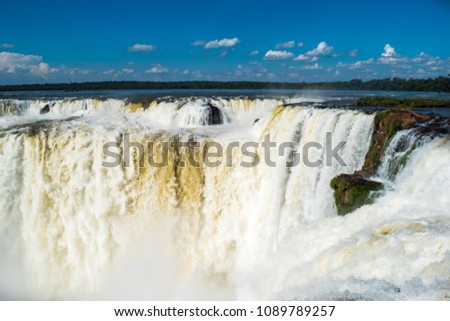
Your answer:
[0,76,449,92]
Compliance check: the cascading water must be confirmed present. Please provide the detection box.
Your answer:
[0,96,449,300]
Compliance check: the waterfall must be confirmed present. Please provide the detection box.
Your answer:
[0,97,449,300]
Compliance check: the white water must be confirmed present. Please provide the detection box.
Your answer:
[0,97,449,300]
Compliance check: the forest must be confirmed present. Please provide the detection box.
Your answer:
[0,76,449,92]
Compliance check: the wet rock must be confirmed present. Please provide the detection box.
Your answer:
[207,103,223,125]
[329,108,448,216]
[40,104,50,114]
[363,108,430,173]
[330,174,383,216]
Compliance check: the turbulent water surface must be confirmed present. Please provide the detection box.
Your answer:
[0,91,449,300]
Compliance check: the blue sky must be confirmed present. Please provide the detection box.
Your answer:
[0,0,449,84]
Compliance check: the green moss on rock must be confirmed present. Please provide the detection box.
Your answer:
[363,109,430,173]
[330,174,383,216]
[329,108,445,216]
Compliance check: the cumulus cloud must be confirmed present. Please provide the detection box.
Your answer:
[250,50,259,56]
[276,41,295,49]
[203,37,240,49]
[349,61,364,69]
[339,58,375,69]
[122,68,134,74]
[191,40,206,47]
[294,54,308,61]
[378,44,406,65]
[145,64,168,74]
[335,46,450,79]
[30,62,56,75]
[102,69,117,75]
[127,44,156,52]
[68,68,91,76]
[294,54,318,62]
[382,44,396,57]
[0,51,57,74]
[0,43,14,49]
[276,41,304,49]
[263,50,294,60]
[302,63,320,70]
[0,52,40,73]
[305,41,334,56]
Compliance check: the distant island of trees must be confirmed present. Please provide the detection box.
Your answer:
[0,76,449,93]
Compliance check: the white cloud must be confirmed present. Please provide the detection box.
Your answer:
[122,68,134,74]
[102,69,117,75]
[302,63,320,70]
[349,49,359,57]
[276,41,304,49]
[294,54,318,62]
[192,70,203,78]
[276,41,296,49]
[191,40,206,47]
[127,43,156,52]
[0,51,57,75]
[250,50,259,56]
[377,44,407,64]
[346,58,375,69]
[204,37,240,49]
[332,49,450,79]
[0,43,14,49]
[263,50,294,60]
[417,68,427,75]
[349,61,364,69]
[30,62,57,75]
[68,68,91,76]
[182,69,189,75]
[382,44,396,57]
[306,41,334,56]
[218,50,228,58]
[0,52,41,73]
[145,64,168,74]
[294,54,309,61]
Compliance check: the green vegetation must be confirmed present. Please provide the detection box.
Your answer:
[356,97,450,108]
[0,76,449,92]
[364,110,403,171]
[329,108,436,216]
[363,108,432,172]
[330,175,383,216]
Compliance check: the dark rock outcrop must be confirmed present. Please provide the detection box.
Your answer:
[330,174,383,216]
[330,108,437,216]
[207,103,223,125]
[362,108,430,173]
[40,104,50,114]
